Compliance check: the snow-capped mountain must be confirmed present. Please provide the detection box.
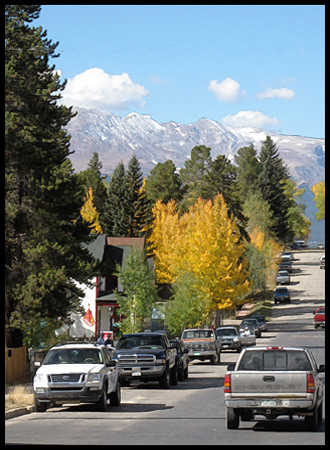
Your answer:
[66,107,324,191]
[66,107,324,244]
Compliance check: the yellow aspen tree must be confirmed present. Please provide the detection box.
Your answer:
[80,186,103,234]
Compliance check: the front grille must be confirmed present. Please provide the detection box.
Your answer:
[185,342,214,350]
[118,354,156,364]
[49,374,85,383]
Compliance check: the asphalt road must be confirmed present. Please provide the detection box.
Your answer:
[5,251,325,445]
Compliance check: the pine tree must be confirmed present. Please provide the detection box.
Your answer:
[235,144,261,202]
[5,6,96,347]
[258,136,291,242]
[126,155,151,237]
[145,160,183,205]
[103,162,130,236]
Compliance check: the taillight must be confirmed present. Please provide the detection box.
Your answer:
[307,374,315,393]
[224,373,231,393]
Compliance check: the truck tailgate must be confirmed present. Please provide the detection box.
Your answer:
[230,371,307,397]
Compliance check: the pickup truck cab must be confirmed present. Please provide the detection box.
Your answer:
[314,307,325,329]
[113,333,177,388]
[33,342,121,412]
[181,328,221,364]
[224,346,325,430]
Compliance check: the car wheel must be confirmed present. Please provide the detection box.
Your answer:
[34,396,47,412]
[109,380,121,406]
[305,403,319,431]
[96,383,108,411]
[226,407,239,429]
[159,365,170,389]
[170,365,178,385]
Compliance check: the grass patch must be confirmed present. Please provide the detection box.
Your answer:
[248,299,273,321]
[5,385,34,411]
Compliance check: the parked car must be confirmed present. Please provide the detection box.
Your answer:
[250,314,267,331]
[279,255,292,272]
[314,307,325,329]
[282,250,294,261]
[114,333,177,388]
[273,286,291,304]
[224,346,325,430]
[320,254,325,269]
[170,339,189,380]
[239,318,261,338]
[33,342,121,412]
[215,326,242,352]
[181,328,221,364]
[276,270,290,285]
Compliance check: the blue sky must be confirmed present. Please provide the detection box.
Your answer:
[35,5,324,138]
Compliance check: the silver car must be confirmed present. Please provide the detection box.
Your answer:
[276,270,290,285]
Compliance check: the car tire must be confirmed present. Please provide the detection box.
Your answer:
[226,407,239,429]
[109,380,121,406]
[159,365,170,389]
[305,403,319,431]
[170,365,178,385]
[34,396,47,412]
[96,383,108,411]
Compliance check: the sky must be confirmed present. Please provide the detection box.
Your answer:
[35,5,324,138]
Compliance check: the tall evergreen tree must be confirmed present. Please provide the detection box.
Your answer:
[5,6,96,347]
[234,144,261,202]
[125,155,151,237]
[103,162,130,236]
[179,145,212,207]
[258,136,291,242]
[145,160,183,205]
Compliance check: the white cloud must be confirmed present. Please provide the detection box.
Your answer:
[60,68,149,111]
[208,77,242,103]
[222,110,280,129]
[257,87,295,100]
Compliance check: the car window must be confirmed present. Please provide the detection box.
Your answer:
[237,350,312,371]
[182,330,213,339]
[216,329,237,337]
[43,348,104,365]
[116,335,163,349]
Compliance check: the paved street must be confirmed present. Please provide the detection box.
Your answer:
[5,251,325,445]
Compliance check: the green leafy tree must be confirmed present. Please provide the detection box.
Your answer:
[281,179,310,241]
[165,272,210,337]
[5,5,96,347]
[145,160,183,204]
[115,248,158,333]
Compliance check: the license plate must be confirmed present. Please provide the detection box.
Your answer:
[132,368,141,376]
[194,352,201,355]
[261,400,276,407]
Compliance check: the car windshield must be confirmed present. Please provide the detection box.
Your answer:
[182,330,214,339]
[276,288,288,293]
[216,328,237,337]
[43,348,104,365]
[116,335,164,350]
[241,320,257,327]
[237,350,312,371]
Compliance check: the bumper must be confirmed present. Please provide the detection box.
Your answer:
[315,321,325,327]
[187,349,216,359]
[34,386,103,403]
[118,364,165,380]
[225,397,314,411]
[220,342,241,351]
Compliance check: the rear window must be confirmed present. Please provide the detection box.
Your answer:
[237,350,312,371]
[182,330,214,339]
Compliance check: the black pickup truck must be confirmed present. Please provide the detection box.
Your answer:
[113,333,178,388]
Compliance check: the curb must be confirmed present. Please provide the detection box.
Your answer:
[5,405,34,420]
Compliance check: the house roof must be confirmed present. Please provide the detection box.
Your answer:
[83,234,107,261]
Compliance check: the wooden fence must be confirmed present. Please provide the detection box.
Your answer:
[5,344,27,383]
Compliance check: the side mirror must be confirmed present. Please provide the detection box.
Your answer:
[318,364,325,373]
[107,360,117,367]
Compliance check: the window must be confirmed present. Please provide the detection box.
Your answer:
[238,350,312,371]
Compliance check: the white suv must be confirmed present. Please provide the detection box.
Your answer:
[33,342,121,412]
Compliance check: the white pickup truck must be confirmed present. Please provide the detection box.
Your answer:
[33,342,121,412]
[224,346,325,431]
